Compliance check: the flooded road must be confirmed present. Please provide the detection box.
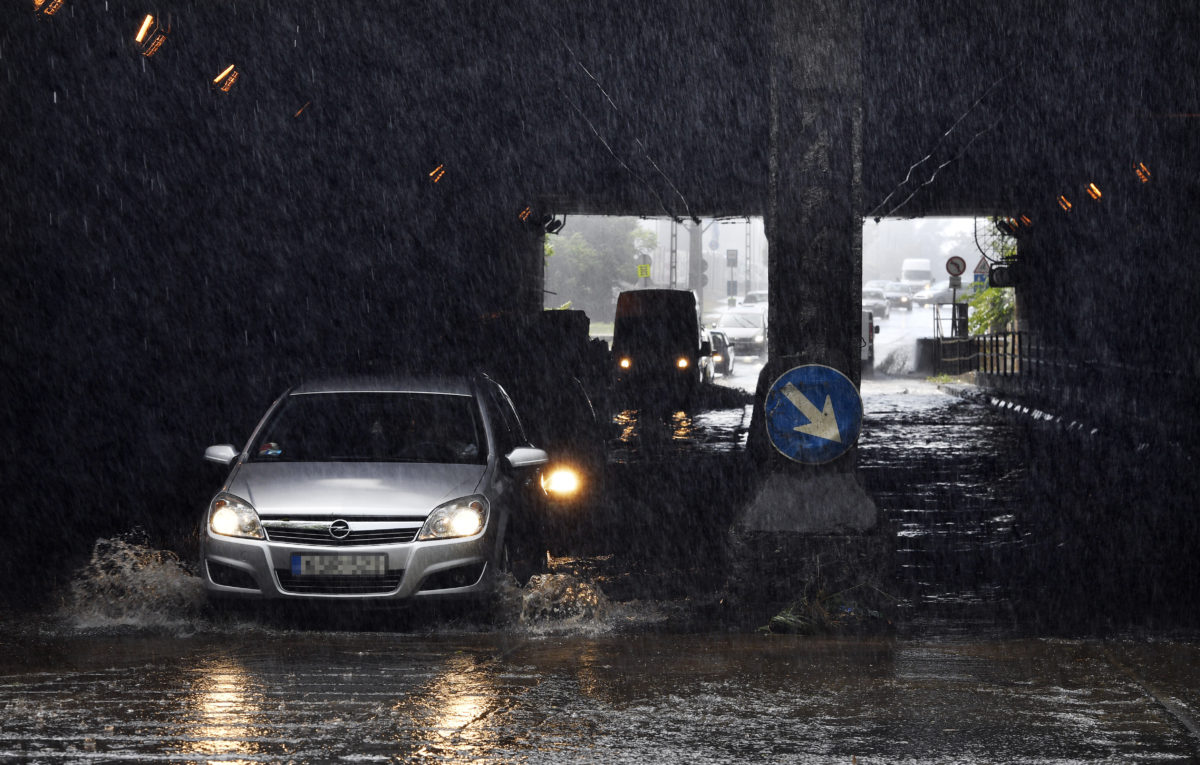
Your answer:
[2,622,1198,763]
[2,373,1198,762]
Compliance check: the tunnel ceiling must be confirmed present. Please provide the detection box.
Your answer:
[8,0,1198,244]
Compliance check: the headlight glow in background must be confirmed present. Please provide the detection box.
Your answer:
[541,466,582,497]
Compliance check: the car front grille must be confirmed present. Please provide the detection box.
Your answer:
[276,570,405,595]
[264,527,419,546]
[261,518,421,547]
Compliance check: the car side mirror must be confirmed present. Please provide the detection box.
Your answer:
[506,446,549,470]
[204,444,239,465]
[875,325,881,334]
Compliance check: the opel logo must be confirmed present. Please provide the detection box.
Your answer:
[329,519,351,539]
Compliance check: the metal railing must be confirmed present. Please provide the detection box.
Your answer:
[935,331,1052,378]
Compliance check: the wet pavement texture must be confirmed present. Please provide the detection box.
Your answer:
[2,627,1198,763]
[2,374,1198,762]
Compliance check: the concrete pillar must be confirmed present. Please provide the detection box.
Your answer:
[739,0,876,536]
[765,0,863,374]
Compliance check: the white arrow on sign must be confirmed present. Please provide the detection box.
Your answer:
[781,383,842,443]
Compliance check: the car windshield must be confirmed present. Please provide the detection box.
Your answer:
[248,391,486,464]
[863,290,885,299]
[717,311,763,329]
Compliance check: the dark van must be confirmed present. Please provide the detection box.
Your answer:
[611,289,709,409]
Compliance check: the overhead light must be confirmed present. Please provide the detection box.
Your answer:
[1019,215,1032,227]
[135,15,153,42]
[135,14,169,57]
[428,164,445,183]
[293,101,311,118]
[1086,182,1102,200]
[1057,195,1073,212]
[516,206,564,234]
[33,0,64,16]
[1134,162,1151,183]
[212,64,239,93]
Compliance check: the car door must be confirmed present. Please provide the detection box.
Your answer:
[482,379,549,576]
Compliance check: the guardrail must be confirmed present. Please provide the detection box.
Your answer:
[935,331,1050,378]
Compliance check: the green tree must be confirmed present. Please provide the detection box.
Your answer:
[966,218,1017,334]
[543,217,656,322]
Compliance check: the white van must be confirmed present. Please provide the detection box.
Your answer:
[900,258,932,289]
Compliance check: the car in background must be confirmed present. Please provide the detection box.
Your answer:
[199,374,551,607]
[709,330,735,376]
[612,289,710,409]
[914,280,969,307]
[740,290,768,306]
[496,371,607,522]
[861,288,891,319]
[883,281,916,311]
[862,310,881,376]
[713,304,768,357]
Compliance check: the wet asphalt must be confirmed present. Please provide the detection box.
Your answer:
[2,625,1197,763]
[1,372,1197,763]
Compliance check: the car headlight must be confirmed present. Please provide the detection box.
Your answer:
[676,356,690,369]
[754,333,764,343]
[541,466,582,498]
[418,495,489,541]
[208,492,264,539]
[618,357,632,370]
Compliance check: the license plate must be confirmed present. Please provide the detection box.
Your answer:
[291,553,387,576]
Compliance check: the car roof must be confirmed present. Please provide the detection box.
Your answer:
[291,375,477,396]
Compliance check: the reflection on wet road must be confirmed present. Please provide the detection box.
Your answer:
[857,378,1030,630]
[2,628,1197,763]
[608,405,753,463]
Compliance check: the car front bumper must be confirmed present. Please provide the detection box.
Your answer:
[201,529,496,602]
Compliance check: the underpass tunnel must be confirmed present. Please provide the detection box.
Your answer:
[3,0,1198,617]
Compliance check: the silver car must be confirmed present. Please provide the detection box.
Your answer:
[199,375,549,606]
[861,288,891,319]
[714,305,768,357]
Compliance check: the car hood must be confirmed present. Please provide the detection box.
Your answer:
[227,461,487,518]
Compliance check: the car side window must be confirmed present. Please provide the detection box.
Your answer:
[487,383,527,455]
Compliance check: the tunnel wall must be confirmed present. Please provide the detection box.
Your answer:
[2,0,1198,607]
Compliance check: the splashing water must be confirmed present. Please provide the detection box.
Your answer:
[53,536,662,637]
[58,535,207,632]
[493,571,664,635]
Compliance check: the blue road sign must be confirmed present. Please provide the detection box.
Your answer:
[764,364,863,464]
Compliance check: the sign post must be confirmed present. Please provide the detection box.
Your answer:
[946,256,966,305]
[973,256,989,293]
[764,364,863,464]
